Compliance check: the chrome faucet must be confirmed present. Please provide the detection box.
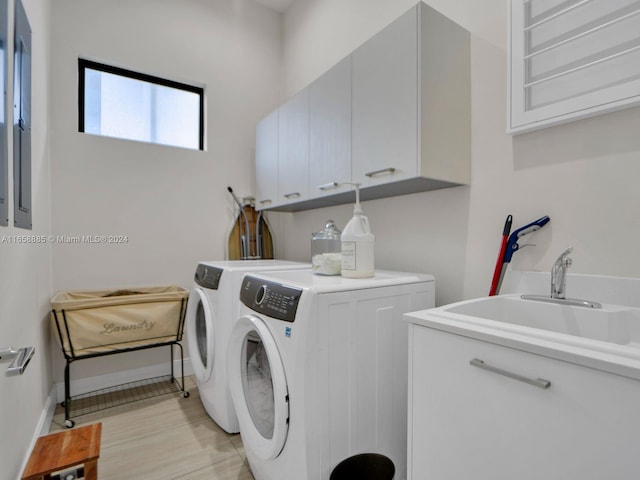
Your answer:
[521,247,602,308]
[551,247,573,299]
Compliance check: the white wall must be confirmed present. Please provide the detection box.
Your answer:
[50,0,282,382]
[279,0,640,306]
[0,0,53,478]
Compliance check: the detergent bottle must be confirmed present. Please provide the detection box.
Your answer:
[341,183,374,278]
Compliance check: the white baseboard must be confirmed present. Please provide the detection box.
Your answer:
[17,385,57,480]
[54,357,193,403]
[39,386,58,436]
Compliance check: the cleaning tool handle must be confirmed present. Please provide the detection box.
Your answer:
[489,215,512,296]
[503,215,550,263]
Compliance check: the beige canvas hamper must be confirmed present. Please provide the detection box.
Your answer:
[51,286,189,357]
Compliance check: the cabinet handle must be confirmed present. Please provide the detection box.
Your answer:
[283,192,301,199]
[317,182,339,191]
[259,199,272,205]
[469,358,551,390]
[365,167,396,177]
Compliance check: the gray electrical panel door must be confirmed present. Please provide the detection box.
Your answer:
[0,0,8,226]
[13,0,31,230]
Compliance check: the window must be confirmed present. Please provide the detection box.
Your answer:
[0,0,7,227]
[13,0,30,230]
[78,59,204,150]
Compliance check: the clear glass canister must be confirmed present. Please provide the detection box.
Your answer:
[311,220,342,275]
[311,220,342,257]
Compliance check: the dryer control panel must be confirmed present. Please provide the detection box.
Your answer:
[240,275,302,322]
[194,264,223,290]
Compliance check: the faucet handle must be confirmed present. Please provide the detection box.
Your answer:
[555,247,573,268]
[557,246,573,260]
[551,247,573,299]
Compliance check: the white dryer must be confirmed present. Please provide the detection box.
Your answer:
[185,260,308,433]
[227,269,435,480]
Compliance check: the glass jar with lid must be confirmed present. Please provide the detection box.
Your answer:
[311,220,342,275]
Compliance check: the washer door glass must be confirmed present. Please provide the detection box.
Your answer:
[229,315,289,460]
[195,301,208,367]
[186,288,214,382]
[242,330,275,438]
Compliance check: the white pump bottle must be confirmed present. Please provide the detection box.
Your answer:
[341,183,375,278]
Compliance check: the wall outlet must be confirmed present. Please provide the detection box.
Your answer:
[51,466,84,480]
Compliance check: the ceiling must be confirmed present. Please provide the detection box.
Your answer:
[252,0,296,13]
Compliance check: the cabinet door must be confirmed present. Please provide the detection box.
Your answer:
[352,5,417,188]
[408,325,640,480]
[255,110,278,209]
[309,56,352,199]
[316,289,417,480]
[278,89,309,205]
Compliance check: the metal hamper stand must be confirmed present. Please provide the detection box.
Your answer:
[51,287,190,428]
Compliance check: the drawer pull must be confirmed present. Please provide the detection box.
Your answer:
[283,192,301,199]
[365,167,396,177]
[259,199,272,205]
[470,358,551,390]
[317,182,339,191]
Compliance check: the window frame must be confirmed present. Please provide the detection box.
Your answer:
[78,58,205,150]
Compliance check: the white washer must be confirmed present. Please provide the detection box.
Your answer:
[185,260,308,433]
[228,269,435,480]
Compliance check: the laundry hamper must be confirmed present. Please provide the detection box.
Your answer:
[51,285,190,428]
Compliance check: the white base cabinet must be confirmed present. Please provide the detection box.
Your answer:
[408,324,640,480]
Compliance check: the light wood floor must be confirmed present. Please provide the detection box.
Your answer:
[49,376,254,480]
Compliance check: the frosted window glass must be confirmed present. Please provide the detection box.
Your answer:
[80,60,204,150]
[155,86,200,149]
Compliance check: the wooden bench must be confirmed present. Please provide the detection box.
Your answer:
[22,423,101,480]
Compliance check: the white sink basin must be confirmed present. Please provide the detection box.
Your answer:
[444,295,640,346]
[407,294,640,379]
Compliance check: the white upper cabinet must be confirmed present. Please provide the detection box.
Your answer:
[352,2,470,200]
[352,7,418,189]
[509,0,640,134]
[278,89,309,206]
[309,56,353,200]
[255,110,279,209]
[255,2,470,211]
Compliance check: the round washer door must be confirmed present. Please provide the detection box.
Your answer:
[186,288,215,382]
[228,314,289,460]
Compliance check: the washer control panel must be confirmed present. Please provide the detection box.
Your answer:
[240,275,302,322]
[194,264,223,290]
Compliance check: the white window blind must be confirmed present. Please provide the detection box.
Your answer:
[509,0,640,133]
